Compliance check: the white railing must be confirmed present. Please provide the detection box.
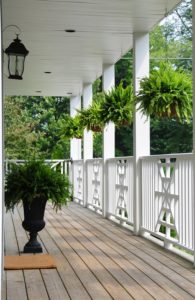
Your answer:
[141,154,195,255]
[6,154,195,262]
[72,159,84,205]
[4,159,71,176]
[85,158,104,213]
[106,157,134,225]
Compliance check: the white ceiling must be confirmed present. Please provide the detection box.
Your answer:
[2,0,182,97]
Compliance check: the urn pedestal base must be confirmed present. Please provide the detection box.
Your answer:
[23,232,43,253]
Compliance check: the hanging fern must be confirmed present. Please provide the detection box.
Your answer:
[100,82,134,127]
[136,62,192,122]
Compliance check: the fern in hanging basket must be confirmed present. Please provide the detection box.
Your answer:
[136,62,192,122]
[100,82,134,127]
[61,114,83,139]
[77,94,105,132]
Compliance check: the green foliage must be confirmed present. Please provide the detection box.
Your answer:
[77,95,105,131]
[5,96,70,159]
[5,160,72,212]
[60,114,83,139]
[93,133,103,158]
[101,83,134,127]
[151,117,193,154]
[115,51,133,87]
[136,62,192,121]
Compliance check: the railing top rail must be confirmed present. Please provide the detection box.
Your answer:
[106,156,133,163]
[72,159,84,164]
[140,153,194,161]
[5,159,71,162]
[85,158,103,163]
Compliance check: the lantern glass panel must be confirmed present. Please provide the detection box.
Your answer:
[8,54,25,79]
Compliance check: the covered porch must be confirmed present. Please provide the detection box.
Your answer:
[2,0,195,298]
[3,201,195,300]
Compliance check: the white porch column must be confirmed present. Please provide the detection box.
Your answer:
[0,4,4,295]
[83,84,93,160]
[83,84,93,207]
[192,0,195,266]
[103,64,115,217]
[193,0,195,152]
[103,64,115,159]
[70,95,82,160]
[133,33,150,235]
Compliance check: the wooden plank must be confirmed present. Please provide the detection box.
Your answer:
[24,270,49,300]
[44,216,113,300]
[66,210,191,300]
[66,203,195,300]
[11,207,29,253]
[46,212,139,300]
[39,228,91,300]
[7,271,27,300]
[41,269,70,300]
[4,211,19,255]
[72,203,194,270]
[46,209,161,299]
[54,210,174,300]
[2,275,7,300]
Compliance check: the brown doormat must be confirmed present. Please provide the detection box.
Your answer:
[4,254,56,270]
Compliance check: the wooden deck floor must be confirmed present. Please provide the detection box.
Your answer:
[3,201,195,300]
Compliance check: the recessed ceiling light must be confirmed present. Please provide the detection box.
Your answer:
[65,29,76,33]
[44,71,51,74]
[36,91,42,93]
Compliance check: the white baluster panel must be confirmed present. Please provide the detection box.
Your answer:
[107,157,134,225]
[71,160,84,205]
[141,154,194,253]
[86,158,103,213]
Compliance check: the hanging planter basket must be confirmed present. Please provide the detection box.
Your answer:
[136,62,192,122]
[100,83,134,127]
[90,125,103,132]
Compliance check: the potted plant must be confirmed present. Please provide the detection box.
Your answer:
[77,95,105,132]
[5,160,72,253]
[136,62,192,122]
[100,82,134,127]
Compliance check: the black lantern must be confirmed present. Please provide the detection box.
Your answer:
[4,34,29,80]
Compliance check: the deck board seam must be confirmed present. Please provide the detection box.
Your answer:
[66,203,195,299]
[45,214,129,300]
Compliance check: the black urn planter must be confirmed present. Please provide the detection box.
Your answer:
[22,198,47,253]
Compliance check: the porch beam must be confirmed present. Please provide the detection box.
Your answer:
[133,32,150,235]
[70,95,82,160]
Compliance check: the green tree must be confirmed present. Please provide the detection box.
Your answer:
[5,96,70,159]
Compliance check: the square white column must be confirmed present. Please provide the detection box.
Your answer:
[193,0,195,152]
[103,64,115,217]
[83,84,93,160]
[192,0,195,266]
[133,33,150,235]
[70,95,82,160]
[103,64,115,160]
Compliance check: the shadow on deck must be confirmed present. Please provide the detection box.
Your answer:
[3,202,195,300]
